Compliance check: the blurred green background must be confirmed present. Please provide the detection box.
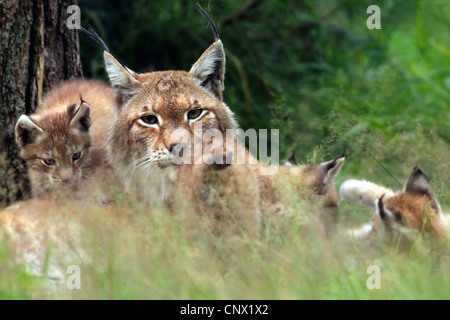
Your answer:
[79,0,449,197]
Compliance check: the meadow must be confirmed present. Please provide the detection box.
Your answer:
[0,0,449,300]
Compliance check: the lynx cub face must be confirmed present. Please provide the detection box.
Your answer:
[342,166,449,240]
[374,167,446,238]
[16,101,91,194]
[276,154,345,223]
[15,79,118,196]
[105,40,237,173]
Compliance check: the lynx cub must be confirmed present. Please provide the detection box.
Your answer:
[260,154,345,232]
[341,166,449,240]
[15,79,118,196]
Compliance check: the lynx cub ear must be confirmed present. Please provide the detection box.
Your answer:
[103,51,139,104]
[405,166,432,195]
[190,40,226,100]
[15,115,44,147]
[69,102,91,132]
[319,156,345,186]
[404,166,442,215]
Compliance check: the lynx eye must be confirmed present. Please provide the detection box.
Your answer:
[393,211,404,224]
[140,115,158,125]
[187,109,204,120]
[72,151,82,162]
[42,158,55,166]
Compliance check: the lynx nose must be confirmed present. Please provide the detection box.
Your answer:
[59,168,73,183]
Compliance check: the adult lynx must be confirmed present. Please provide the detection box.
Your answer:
[99,8,345,236]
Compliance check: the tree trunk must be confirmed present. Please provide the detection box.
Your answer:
[0,0,82,207]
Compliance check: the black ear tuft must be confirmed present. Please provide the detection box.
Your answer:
[196,3,220,41]
[69,102,91,132]
[79,25,110,53]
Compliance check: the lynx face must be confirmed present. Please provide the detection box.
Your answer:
[15,79,118,197]
[105,41,237,173]
[16,102,92,195]
[345,166,448,241]
[374,166,445,238]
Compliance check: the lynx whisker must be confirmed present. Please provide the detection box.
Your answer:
[127,153,154,170]
[136,157,157,170]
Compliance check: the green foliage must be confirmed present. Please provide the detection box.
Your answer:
[0,246,36,300]
[79,0,450,208]
[79,0,449,162]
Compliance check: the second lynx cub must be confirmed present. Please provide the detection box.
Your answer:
[15,79,118,196]
[341,166,449,240]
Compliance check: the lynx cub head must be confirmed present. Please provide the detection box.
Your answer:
[106,40,237,173]
[280,154,345,220]
[15,100,92,194]
[373,166,445,238]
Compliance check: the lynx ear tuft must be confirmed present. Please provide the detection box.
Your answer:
[190,40,225,100]
[69,102,91,132]
[15,115,44,147]
[103,51,139,104]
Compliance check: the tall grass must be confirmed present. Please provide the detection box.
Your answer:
[0,174,449,300]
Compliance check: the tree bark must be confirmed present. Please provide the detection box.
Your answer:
[0,0,82,207]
